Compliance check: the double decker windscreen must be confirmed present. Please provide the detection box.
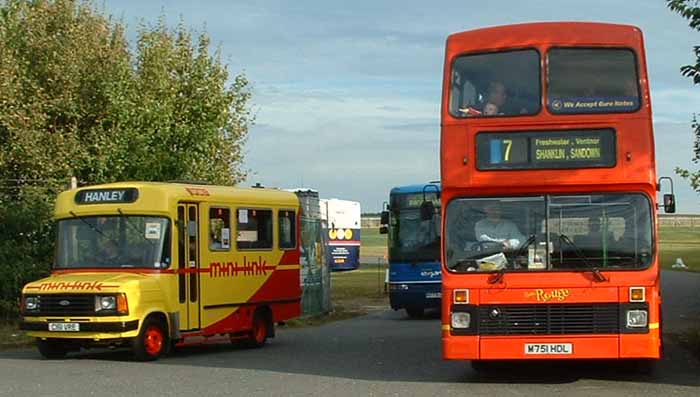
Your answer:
[388,192,441,263]
[476,129,616,170]
[445,194,652,272]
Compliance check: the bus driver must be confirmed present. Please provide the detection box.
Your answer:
[474,203,525,249]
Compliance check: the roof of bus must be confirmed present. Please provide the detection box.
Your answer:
[447,22,643,49]
[390,183,442,195]
[54,181,299,218]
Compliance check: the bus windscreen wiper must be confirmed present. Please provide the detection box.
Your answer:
[514,234,537,258]
[559,234,608,282]
[117,208,156,249]
[488,267,507,284]
[69,210,109,239]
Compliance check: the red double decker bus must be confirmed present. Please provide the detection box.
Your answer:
[439,22,675,369]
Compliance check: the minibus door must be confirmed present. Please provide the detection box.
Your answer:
[177,204,201,331]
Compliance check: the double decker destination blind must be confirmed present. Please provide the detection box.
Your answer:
[476,129,616,170]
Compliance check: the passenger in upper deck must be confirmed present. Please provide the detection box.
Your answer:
[484,81,507,113]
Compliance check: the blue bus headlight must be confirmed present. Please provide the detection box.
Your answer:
[626,309,648,328]
[451,312,471,329]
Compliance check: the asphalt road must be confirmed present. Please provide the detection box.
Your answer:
[1,271,698,396]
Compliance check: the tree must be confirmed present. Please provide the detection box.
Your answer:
[0,0,253,318]
[668,1,700,189]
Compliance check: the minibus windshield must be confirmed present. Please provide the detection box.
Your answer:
[55,215,171,269]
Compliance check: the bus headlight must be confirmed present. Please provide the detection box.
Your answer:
[24,296,39,311]
[451,312,471,329]
[96,296,116,311]
[95,294,128,315]
[626,309,648,328]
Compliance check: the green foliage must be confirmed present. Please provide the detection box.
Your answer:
[668,1,700,190]
[0,0,253,317]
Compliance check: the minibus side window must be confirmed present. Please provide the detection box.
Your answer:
[209,207,231,251]
[279,210,296,250]
[236,208,273,250]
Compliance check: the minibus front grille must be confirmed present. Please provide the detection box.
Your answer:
[28,294,95,316]
[478,303,620,335]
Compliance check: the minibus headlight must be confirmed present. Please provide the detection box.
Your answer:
[94,293,128,314]
[451,312,471,329]
[96,296,116,311]
[626,309,648,328]
[24,296,39,311]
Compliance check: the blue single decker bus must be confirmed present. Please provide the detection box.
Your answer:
[380,183,441,318]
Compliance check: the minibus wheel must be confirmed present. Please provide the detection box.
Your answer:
[37,339,67,359]
[246,310,270,348]
[133,317,168,361]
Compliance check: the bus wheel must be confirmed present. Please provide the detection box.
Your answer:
[37,339,67,359]
[470,360,493,373]
[633,359,657,375]
[406,307,424,319]
[133,318,168,361]
[246,310,270,348]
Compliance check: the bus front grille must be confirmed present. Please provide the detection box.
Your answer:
[478,303,620,335]
[27,294,95,316]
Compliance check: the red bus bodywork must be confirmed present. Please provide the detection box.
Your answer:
[440,23,661,361]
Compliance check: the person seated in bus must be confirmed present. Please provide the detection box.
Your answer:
[484,81,507,112]
[97,239,127,266]
[474,204,525,249]
[458,81,507,116]
[573,218,615,258]
[483,102,499,116]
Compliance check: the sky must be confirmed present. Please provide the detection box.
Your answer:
[105,0,700,213]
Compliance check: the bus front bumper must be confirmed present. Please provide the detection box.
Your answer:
[442,330,661,360]
[19,318,140,340]
[389,282,442,310]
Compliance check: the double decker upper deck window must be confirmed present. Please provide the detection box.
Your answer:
[449,49,540,118]
[547,48,640,114]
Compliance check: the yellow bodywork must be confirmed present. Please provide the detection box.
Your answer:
[21,182,301,344]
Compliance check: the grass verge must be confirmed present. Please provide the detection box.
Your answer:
[0,323,33,350]
[286,266,389,328]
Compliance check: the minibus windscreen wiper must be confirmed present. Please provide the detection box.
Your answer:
[117,208,156,249]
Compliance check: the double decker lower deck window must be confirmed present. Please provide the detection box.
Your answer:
[445,194,652,272]
[237,208,273,250]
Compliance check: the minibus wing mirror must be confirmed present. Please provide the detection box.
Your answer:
[379,225,389,234]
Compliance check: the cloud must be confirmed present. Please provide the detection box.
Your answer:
[105,0,700,212]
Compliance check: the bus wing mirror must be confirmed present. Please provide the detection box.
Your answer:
[663,194,676,214]
[658,177,676,213]
[380,210,389,225]
[420,201,435,221]
[379,225,388,234]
